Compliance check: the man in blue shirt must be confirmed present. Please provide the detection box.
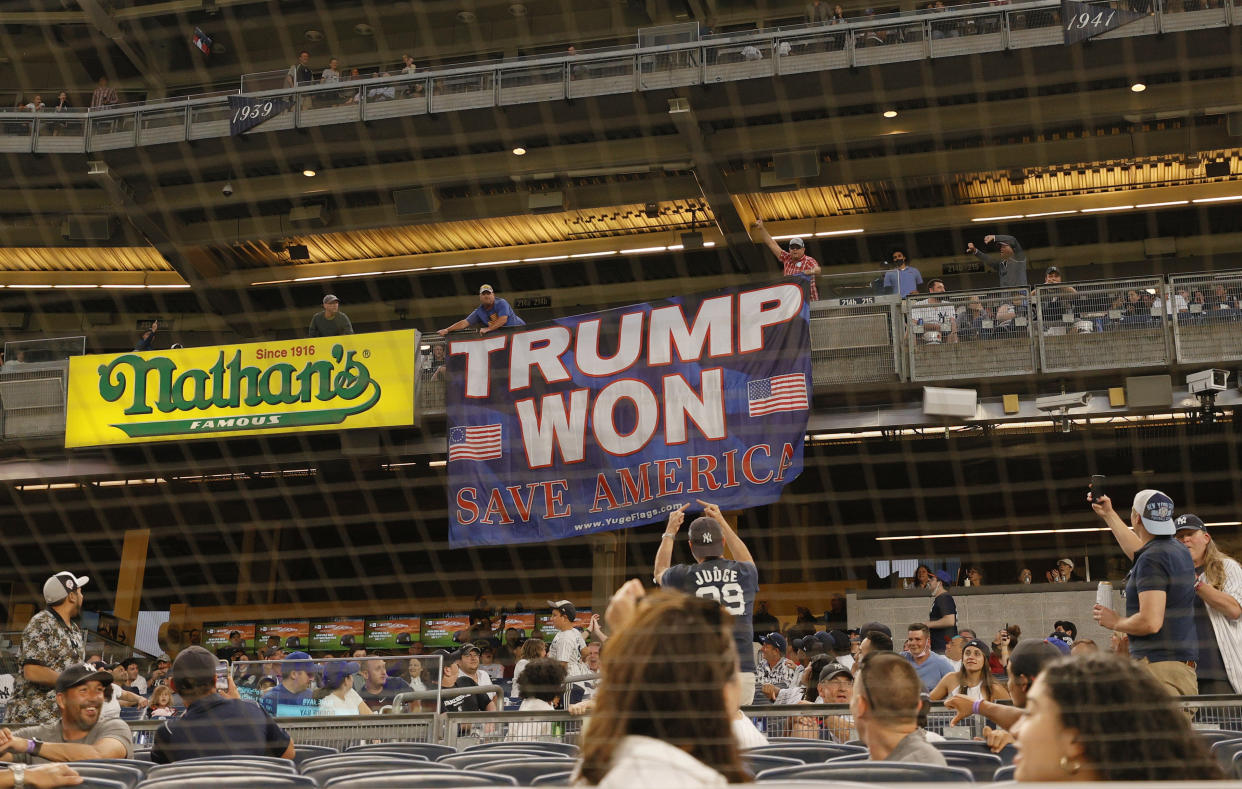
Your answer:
[152,646,293,763]
[901,623,954,692]
[881,248,923,297]
[258,651,316,716]
[1092,489,1199,696]
[437,284,526,337]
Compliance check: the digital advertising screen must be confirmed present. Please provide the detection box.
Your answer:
[420,614,470,648]
[496,612,535,639]
[364,615,422,650]
[309,617,365,651]
[256,620,311,651]
[203,623,256,652]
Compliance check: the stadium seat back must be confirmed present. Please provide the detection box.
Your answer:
[289,744,339,765]
[993,764,1016,781]
[323,769,519,788]
[136,774,317,789]
[462,740,579,756]
[938,749,1003,781]
[344,742,455,759]
[755,761,976,782]
[71,759,154,776]
[743,753,802,774]
[1211,737,1242,772]
[301,753,430,771]
[63,763,144,789]
[746,742,867,763]
[302,761,460,784]
[529,771,573,786]
[469,758,578,783]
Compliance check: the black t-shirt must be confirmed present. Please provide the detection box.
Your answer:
[436,680,481,713]
[151,695,290,763]
[929,593,958,653]
[661,558,759,672]
[1126,537,1197,662]
[1193,564,1229,684]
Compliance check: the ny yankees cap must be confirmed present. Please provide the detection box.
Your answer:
[44,570,88,604]
[547,599,577,620]
[688,516,725,557]
[1174,513,1208,534]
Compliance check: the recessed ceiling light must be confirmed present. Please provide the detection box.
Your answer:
[302,168,317,177]
[354,23,373,36]
[457,10,476,22]
[1130,82,1146,92]
[512,147,527,156]
[882,110,898,118]
[304,29,323,42]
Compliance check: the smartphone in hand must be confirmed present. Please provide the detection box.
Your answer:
[1089,474,1106,502]
[216,660,230,691]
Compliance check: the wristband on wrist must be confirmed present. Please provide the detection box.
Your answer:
[24,739,36,755]
[661,533,676,540]
[971,698,983,716]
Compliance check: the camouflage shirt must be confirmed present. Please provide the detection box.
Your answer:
[6,609,83,725]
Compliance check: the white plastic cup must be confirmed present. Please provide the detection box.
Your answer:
[1096,581,1113,609]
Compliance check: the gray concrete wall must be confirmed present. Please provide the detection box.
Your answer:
[847,583,1123,648]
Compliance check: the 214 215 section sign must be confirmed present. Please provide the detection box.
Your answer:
[446,279,813,548]
[64,330,418,448]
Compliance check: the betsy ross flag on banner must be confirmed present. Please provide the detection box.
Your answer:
[193,28,212,54]
[747,373,809,417]
[448,424,503,462]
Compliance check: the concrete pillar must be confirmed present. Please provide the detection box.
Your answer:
[114,529,151,646]
[590,530,628,616]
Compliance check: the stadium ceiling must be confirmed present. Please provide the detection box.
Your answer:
[3,26,1242,293]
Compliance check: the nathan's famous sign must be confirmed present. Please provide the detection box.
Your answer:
[65,330,417,448]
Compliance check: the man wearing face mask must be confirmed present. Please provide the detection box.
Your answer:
[7,573,88,726]
[0,663,133,764]
[880,248,923,297]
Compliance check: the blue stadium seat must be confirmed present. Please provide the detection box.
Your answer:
[71,759,154,776]
[931,740,992,753]
[937,749,1002,781]
[323,770,519,788]
[744,753,802,774]
[529,772,573,786]
[470,758,578,783]
[345,742,455,760]
[993,764,1016,781]
[63,763,145,789]
[756,762,975,782]
[1210,737,1242,772]
[462,741,579,756]
[289,744,339,765]
[302,761,461,785]
[136,775,316,789]
[437,751,566,770]
[745,742,867,763]
[119,707,145,722]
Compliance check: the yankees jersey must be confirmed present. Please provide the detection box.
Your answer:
[661,558,759,672]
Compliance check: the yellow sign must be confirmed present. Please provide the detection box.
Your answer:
[65,330,417,448]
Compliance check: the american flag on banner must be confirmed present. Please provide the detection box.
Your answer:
[448,424,503,462]
[747,373,809,417]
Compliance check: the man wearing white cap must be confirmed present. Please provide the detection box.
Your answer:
[752,219,820,301]
[308,294,354,337]
[7,573,88,725]
[437,284,526,337]
[1090,489,1199,696]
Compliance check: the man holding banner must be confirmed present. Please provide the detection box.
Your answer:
[655,500,759,706]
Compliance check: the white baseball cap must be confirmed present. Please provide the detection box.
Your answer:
[44,571,89,604]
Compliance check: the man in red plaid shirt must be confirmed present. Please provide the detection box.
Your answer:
[753,219,821,301]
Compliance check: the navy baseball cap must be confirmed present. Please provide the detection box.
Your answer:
[282,651,315,674]
[688,517,725,557]
[759,632,787,652]
[934,570,953,585]
[1174,514,1208,533]
[1134,490,1176,535]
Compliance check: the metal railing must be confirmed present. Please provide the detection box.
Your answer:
[906,287,1037,382]
[1170,271,1242,364]
[1035,276,1173,373]
[0,0,1230,155]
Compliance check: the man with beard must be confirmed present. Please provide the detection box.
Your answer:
[0,663,133,763]
[8,573,88,726]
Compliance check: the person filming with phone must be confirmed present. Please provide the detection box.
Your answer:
[151,646,295,763]
[1089,486,1199,696]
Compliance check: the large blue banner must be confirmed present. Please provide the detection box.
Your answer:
[446,279,812,547]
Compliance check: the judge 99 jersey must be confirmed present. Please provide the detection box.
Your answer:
[660,557,759,672]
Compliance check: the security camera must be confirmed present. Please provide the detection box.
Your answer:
[221,182,233,197]
[1035,392,1092,412]
[1187,369,1229,396]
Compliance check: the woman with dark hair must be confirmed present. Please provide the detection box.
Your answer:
[928,639,1010,702]
[510,636,546,700]
[1012,653,1221,781]
[507,657,567,740]
[576,583,748,786]
[913,564,932,589]
[316,660,372,716]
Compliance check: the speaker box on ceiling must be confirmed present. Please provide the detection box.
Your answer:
[773,150,821,180]
[394,187,438,216]
[1204,160,1231,178]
